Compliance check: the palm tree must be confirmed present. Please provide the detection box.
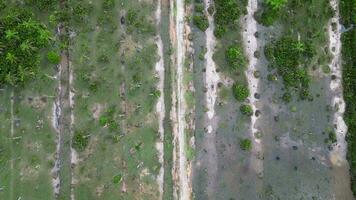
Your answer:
[6,52,16,64]
[5,29,19,40]
[20,40,35,53]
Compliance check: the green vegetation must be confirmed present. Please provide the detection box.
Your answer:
[265,36,314,99]
[240,138,252,151]
[232,83,249,101]
[193,1,208,31]
[340,0,356,195]
[266,0,288,10]
[214,0,246,38]
[193,15,209,32]
[240,104,253,116]
[226,45,246,69]
[0,9,52,86]
[72,130,90,152]
[47,51,61,64]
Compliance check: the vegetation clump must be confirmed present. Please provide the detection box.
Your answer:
[226,45,246,69]
[193,2,209,32]
[72,130,90,152]
[266,0,287,10]
[256,0,287,26]
[240,138,252,151]
[0,10,52,86]
[232,83,249,101]
[214,0,246,38]
[265,36,314,99]
[47,51,61,64]
[240,104,253,116]
[99,106,119,132]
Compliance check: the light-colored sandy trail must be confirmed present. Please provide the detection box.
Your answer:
[203,0,219,198]
[204,0,220,122]
[155,0,165,199]
[173,0,189,199]
[242,0,263,175]
[69,62,76,200]
[328,0,354,199]
[51,56,61,196]
[328,0,347,167]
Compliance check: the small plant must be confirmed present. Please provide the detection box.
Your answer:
[72,130,90,152]
[240,104,253,116]
[282,92,292,103]
[112,174,123,185]
[328,131,337,144]
[232,83,249,101]
[47,51,61,64]
[240,138,252,151]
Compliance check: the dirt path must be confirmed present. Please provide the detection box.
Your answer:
[328,0,354,198]
[69,62,76,200]
[155,0,165,199]
[203,0,219,198]
[51,66,61,196]
[242,0,263,177]
[172,0,190,199]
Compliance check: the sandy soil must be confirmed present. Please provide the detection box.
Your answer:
[203,0,219,198]
[173,0,190,199]
[155,0,165,199]
[328,0,347,167]
[242,0,263,175]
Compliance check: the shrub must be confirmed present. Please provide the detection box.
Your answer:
[226,45,246,69]
[240,138,252,151]
[214,0,243,37]
[240,104,253,116]
[193,15,209,31]
[232,83,249,101]
[72,130,90,152]
[47,51,61,64]
[112,174,123,184]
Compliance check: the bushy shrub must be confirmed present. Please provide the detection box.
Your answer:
[47,51,61,64]
[193,15,209,31]
[240,138,252,151]
[232,83,249,101]
[72,130,90,152]
[240,104,253,116]
[226,45,246,69]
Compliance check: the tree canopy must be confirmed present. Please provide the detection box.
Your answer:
[0,10,52,86]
